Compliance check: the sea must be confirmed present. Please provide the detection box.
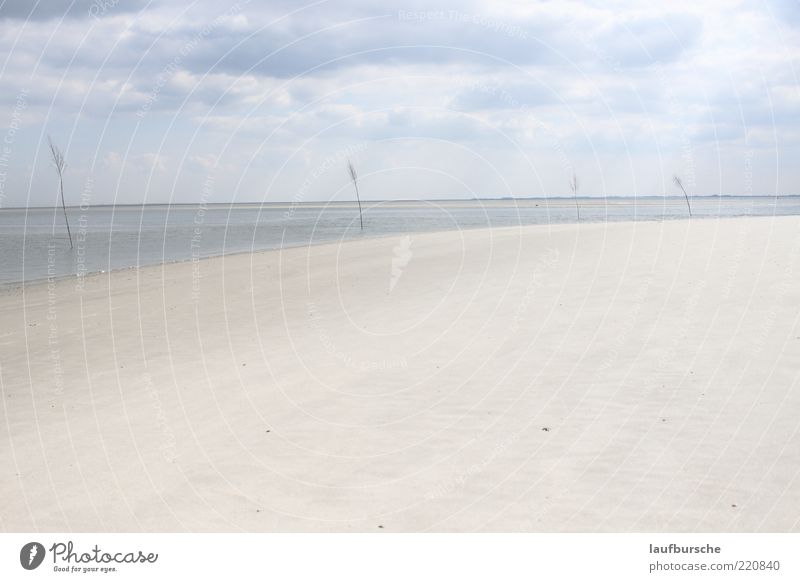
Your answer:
[1,196,798,286]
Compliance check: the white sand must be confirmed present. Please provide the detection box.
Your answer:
[1,216,799,532]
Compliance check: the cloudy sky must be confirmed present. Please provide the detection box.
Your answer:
[0,0,798,206]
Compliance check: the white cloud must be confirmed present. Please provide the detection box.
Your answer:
[0,0,797,206]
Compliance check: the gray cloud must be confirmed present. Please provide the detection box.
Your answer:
[0,0,147,21]
[174,14,568,79]
[0,0,797,206]
[449,78,558,111]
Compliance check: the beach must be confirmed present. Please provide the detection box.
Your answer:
[1,216,799,532]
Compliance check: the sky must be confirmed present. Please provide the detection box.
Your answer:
[0,0,798,207]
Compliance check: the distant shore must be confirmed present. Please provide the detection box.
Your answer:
[2,216,799,531]
[3,194,799,211]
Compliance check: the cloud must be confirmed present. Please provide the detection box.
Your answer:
[0,0,146,21]
[592,13,703,67]
[0,0,797,205]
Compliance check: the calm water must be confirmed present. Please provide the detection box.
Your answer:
[1,197,798,286]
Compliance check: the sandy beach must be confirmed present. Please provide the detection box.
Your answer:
[1,216,799,532]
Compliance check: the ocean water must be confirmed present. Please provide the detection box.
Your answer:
[1,196,798,286]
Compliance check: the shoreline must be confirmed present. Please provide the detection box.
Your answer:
[1,213,790,291]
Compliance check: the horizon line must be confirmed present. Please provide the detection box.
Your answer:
[2,193,798,211]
